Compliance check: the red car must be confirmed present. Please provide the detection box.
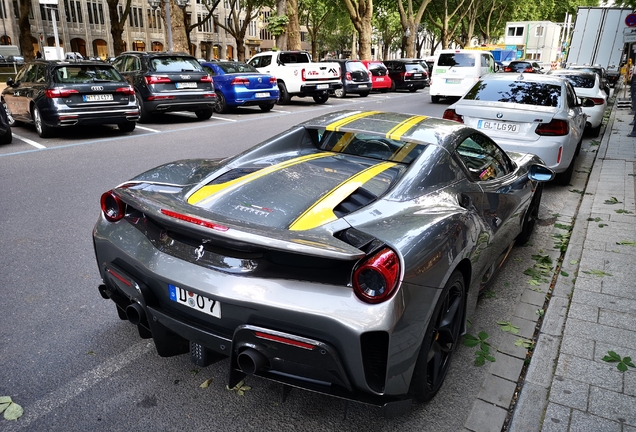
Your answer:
[362,61,393,92]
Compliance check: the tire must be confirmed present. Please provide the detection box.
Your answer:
[277,82,292,104]
[214,91,228,114]
[390,81,396,92]
[409,88,418,93]
[359,91,370,97]
[574,137,583,157]
[587,124,601,138]
[380,89,388,93]
[135,91,152,123]
[195,109,213,120]
[516,183,543,245]
[118,122,136,132]
[554,158,575,186]
[334,87,346,98]
[3,101,16,126]
[33,105,55,138]
[0,127,12,144]
[410,271,465,402]
[313,94,329,104]
[431,95,441,103]
[259,103,275,112]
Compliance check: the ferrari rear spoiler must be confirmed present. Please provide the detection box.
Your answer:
[116,188,366,261]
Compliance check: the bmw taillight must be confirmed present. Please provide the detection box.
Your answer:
[536,119,568,136]
[45,88,79,98]
[442,108,463,123]
[589,97,605,105]
[231,77,250,85]
[145,75,171,84]
[115,86,135,95]
[100,191,125,222]
[346,72,352,81]
[200,75,213,83]
[524,67,533,73]
[503,66,512,72]
[353,248,400,304]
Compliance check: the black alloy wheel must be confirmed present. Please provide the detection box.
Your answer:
[214,91,228,114]
[277,82,291,104]
[410,270,465,402]
[118,122,136,133]
[33,105,54,138]
[135,91,152,123]
[195,109,213,120]
[313,94,329,104]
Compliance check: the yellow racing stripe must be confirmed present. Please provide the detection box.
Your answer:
[385,115,427,140]
[289,161,397,231]
[188,153,332,205]
[325,111,380,132]
[331,132,355,152]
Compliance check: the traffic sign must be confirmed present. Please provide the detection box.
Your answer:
[626,13,636,27]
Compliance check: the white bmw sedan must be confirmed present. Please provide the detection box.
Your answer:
[547,69,607,138]
[443,73,590,185]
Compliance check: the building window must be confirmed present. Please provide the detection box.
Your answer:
[87,1,104,25]
[507,26,524,37]
[535,26,544,37]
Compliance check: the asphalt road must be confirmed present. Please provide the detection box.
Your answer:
[0,90,597,431]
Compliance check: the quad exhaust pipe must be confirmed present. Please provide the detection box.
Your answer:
[237,348,269,375]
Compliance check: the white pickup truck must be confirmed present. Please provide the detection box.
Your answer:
[247,51,342,104]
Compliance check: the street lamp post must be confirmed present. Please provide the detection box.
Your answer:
[148,0,189,52]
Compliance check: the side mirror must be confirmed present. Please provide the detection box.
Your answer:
[528,164,555,182]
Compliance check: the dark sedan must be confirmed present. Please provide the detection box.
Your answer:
[503,60,544,73]
[93,110,554,413]
[2,60,138,138]
[200,61,279,113]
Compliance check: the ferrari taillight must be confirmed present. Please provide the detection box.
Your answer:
[100,191,125,222]
[442,109,463,123]
[353,248,400,304]
[536,119,568,136]
[45,88,79,98]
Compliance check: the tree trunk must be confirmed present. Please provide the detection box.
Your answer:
[106,0,131,56]
[342,0,373,60]
[287,0,301,50]
[18,0,34,60]
[275,0,287,50]
[168,2,189,53]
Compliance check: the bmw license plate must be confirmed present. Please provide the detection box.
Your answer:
[317,84,329,89]
[168,284,221,318]
[477,120,519,133]
[84,94,113,102]
[176,82,197,89]
[255,92,270,98]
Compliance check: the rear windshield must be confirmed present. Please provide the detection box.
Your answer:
[463,80,562,107]
[347,61,368,72]
[216,62,258,74]
[508,62,531,71]
[405,64,426,73]
[367,63,387,76]
[54,65,123,83]
[437,53,476,67]
[279,52,311,63]
[312,129,426,164]
[150,57,203,72]
[552,74,594,89]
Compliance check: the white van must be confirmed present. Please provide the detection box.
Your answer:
[430,49,495,103]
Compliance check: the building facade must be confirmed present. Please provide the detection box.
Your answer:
[0,0,307,60]
[504,21,563,65]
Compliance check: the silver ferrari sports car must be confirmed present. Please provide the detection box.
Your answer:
[93,110,554,412]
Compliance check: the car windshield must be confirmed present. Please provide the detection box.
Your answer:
[217,62,258,73]
[437,53,475,67]
[552,74,595,89]
[54,65,123,83]
[463,80,562,107]
[151,56,203,72]
[312,130,426,164]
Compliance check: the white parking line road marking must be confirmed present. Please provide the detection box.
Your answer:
[13,133,46,149]
[135,125,161,133]
[2,341,154,431]
[271,109,291,113]
[211,116,237,122]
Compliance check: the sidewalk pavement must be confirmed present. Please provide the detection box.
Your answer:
[508,86,636,431]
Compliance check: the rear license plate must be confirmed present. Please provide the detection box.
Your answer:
[317,84,329,89]
[477,120,519,133]
[168,284,221,318]
[446,78,461,84]
[358,84,368,88]
[176,82,197,89]
[413,74,422,78]
[83,94,113,102]
[255,92,270,98]
[376,77,384,81]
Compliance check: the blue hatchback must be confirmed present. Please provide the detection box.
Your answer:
[201,61,279,113]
